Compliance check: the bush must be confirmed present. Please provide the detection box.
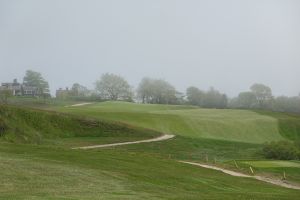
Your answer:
[0,117,7,136]
[262,141,300,160]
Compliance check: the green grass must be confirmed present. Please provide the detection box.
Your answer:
[6,96,78,109]
[255,110,300,140]
[54,101,296,144]
[223,160,300,185]
[114,135,263,162]
[0,105,160,146]
[2,101,300,199]
[1,143,300,200]
[51,101,300,186]
[241,160,300,168]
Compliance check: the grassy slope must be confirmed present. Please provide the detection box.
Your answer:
[0,105,160,146]
[56,101,288,144]
[255,110,300,140]
[2,102,300,199]
[1,143,299,200]
[53,101,300,186]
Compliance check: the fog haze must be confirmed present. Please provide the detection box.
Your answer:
[1,0,299,96]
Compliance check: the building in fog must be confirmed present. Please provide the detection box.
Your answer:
[56,87,70,99]
[0,79,40,96]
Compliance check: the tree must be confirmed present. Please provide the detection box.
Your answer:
[71,83,89,97]
[137,78,177,104]
[137,78,153,103]
[237,91,257,108]
[95,73,133,101]
[250,83,272,108]
[23,70,49,95]
[202,87,228,108]
[273,96,300,113]
[186,86,204,106]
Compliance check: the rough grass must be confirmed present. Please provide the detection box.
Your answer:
[0,105,160,145]
[2,102,300,199]
[54,101,299,144]
[1,143,299,200]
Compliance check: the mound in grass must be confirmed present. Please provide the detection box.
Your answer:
[57,101,300,144]
[0,105,159,145]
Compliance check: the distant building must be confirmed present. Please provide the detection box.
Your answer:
[0,79,40,96]
[56,87,70,99]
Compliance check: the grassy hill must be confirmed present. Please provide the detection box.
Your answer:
[1,102,300,199]
[56,101,300,144]
[0,105,160,146]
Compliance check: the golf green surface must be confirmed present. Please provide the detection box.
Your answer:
[242,161,300,168]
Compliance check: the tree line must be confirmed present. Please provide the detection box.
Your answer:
[1,70,299,114]
[94,73,300,114]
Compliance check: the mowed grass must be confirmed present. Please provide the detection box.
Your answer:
[55,101,288,144]
[2,101,300,199]
[225,160,300,185]
[1,143,300,200]
[242,160,300,168]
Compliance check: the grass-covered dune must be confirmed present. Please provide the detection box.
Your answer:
[0,105,160,146]
[56,101,300,144]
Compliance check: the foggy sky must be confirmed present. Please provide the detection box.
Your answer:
[0,0,299,97]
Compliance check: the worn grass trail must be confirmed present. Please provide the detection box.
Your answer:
[180,161,300,190]
[72,134,175,149]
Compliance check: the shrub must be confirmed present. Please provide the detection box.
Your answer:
[262,141,300,160]
[0,117,7,136]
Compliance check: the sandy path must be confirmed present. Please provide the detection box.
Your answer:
[180,161,300,190]
[65,102,93,107]
[72,134,175,149]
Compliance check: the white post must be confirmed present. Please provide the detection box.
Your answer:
[250,166,254,175]
[234,160,239,169]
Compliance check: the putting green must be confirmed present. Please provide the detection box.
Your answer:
[242,160,300,168]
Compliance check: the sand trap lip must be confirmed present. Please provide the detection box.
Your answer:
[180,161,300,190]
[72,134,175,149]
[65,103,93,107]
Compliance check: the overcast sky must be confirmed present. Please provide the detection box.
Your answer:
[0,0,299,97]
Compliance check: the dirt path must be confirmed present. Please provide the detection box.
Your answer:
[72,134,175,150]
[72,135,300,190]
[65,102,93,107]
[180,161,300,190]
[70,121,299,191]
